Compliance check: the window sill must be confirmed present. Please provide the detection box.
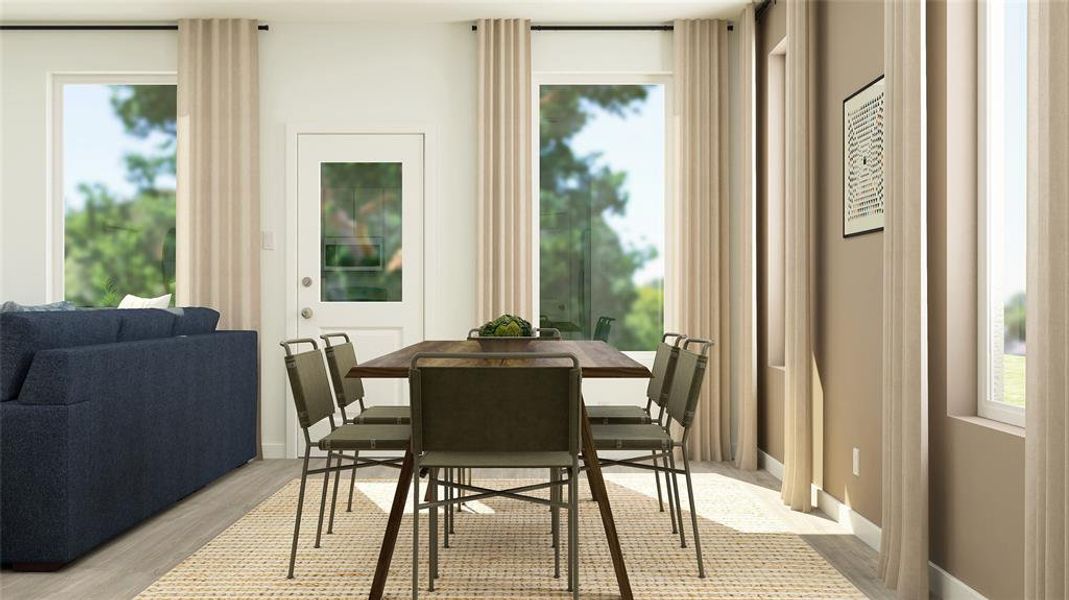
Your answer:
[948,414,1025,439]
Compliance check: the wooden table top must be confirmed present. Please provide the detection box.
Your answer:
[347,339,651,379]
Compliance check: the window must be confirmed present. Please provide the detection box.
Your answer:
[979,0,1027,426]
[53,76,177,307]
[766,41,787,368]
[537,81,667,351]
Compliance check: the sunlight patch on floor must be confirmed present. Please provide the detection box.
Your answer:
[604,472,849,536]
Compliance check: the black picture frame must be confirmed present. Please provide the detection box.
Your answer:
[842,75,886,238]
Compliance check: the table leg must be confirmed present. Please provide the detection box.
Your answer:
[368,448,414,600]
[580,403,633,600]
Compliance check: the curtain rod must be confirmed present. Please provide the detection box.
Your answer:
[470,23,734,32]
[0,24,269,31]
[472,24,670,32]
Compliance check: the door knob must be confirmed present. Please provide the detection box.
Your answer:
[301,276,313,287]
[301,307,313,319]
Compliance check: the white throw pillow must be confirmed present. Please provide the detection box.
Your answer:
[118,293,172,309]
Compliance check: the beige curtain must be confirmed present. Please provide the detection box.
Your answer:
[734,5,758,471]
[177,19,261,450]
[674,12,757,467]
[781,0,814,511]
[674,19,732,462]
[1025,0,1068,597]
[879,0,929,597]
[476,19,533,323]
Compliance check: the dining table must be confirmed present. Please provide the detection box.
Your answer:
[348,338,650,600]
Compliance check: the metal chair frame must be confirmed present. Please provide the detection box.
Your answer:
[584,337,714,578]
[320,332,411,516]
[280,338,407,579]
[407,351,582,600]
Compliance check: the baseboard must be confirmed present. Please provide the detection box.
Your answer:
[812,481,882,552]
[261,442,287,459]
[929,563,987,600]
[757,450,987,599]
[758,449,784,480]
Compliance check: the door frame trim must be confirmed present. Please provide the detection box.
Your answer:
[284,123,437,458]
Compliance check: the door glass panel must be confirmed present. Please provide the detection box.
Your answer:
[321,162,402,302]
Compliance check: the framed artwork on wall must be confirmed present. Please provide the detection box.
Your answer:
[842,75,885,237]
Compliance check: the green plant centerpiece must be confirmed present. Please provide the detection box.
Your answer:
[479,314,534,338]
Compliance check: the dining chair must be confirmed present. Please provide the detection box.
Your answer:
[320,332,412,517]
[588,338,713,578]
[321,333,411,425]
[280,338,410,579]
[586,332,685,528]
[593,316,615,342]
[464,326,564,533]
[408,352,582,600]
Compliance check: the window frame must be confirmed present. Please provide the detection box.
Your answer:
[531,72,675,359]
[48,72,178,303]
[976,2,1026,428]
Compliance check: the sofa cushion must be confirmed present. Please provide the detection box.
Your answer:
[116,309,178,342]
[1,300,76,312]
[170,307,221,335]
[0,311,121,401]
[118,293,171,309]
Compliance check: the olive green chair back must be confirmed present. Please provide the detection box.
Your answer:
[664,339,712,429]
[593,316,615,342]
[281,338,336,430]
[646,333,686,407]
[320,333,366,411]
[409,352,581,457]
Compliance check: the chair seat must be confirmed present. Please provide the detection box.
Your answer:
[590,423,673,450]
[318,424,410,451]
[420,451,574,468]
[586,404,651,424]
[350,405,411,424]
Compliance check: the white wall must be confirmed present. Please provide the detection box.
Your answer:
[0,30,178,303]
[533,30,672,74]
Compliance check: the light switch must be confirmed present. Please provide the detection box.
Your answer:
[261,230,276,250]
[852,448,860,477]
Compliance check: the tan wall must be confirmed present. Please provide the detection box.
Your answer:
[812,0,885,525]
[756,1,1025,596]
[928,2,1026,597]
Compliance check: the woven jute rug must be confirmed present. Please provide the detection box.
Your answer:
[137,472,864,599]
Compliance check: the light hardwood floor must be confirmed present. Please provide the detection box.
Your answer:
[0,459,893,600]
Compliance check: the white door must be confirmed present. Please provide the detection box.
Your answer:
[295,133,424,450]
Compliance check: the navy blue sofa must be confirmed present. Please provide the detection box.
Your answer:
[0,308,257,568]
